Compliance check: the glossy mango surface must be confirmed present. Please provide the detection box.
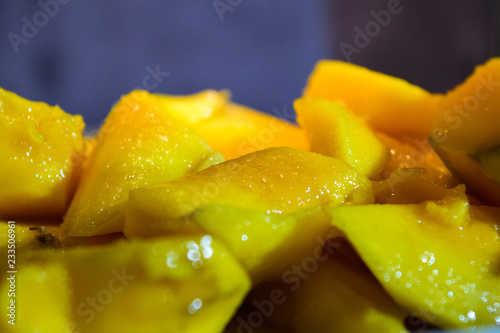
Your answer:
[330,188,500,329]
[63,90,215,236]
[429,58,500,206]
[125,147,373,282]
[295,97,388,178]
[304,60,441,139]
[0,236,250,333]
[0,87,84,218]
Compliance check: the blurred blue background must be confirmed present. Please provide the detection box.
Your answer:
[0,1,496,126]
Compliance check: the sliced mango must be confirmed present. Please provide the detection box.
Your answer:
[429,58,500,206]
[157,89,230,125]
[194,102,309,160]
[186,206,332,283]
[377,132,457,186]
[248,242,410,333]
[63,90,215,236]
[304,60,440,139]
[0,236,250,333]
[193,151,225,172]
[373,168,451,204]
[0,87,85,219]
[295,97,388,178]
[125,147,373,281]
[124,147,373,227]
[329,188,500,329]
[157,90,309,160]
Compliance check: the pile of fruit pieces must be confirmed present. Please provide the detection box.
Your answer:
[1,58,500,333]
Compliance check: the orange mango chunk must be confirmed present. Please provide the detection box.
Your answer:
[304,60,440,139]
[63,90,215,236]
[0,87,85,219]
[295,97,388,178]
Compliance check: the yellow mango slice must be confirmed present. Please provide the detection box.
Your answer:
[429,58,500,206]
[125,147,373,281]
[0,87,85,219]
[377,132,457,186]
[157,90,309,160]
[125,147,372,222]
[295,97,388,178]
[194,103,309,160]
[248,242,409,333]
[157,89,230,125]
[193,151,225,172]
[0,236,250,333]
[187,206,332,283]
[63,90,215,236]
[304,60,440,139]
[373,168,451,204]
[329,188,500,329]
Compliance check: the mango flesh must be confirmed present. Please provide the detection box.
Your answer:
[0,87,85,219]
[295,97,388,178]
[125,147,373,223]
[372,168,451,205]
[194,102,309,160]
[125,147,373,282]
[377,132,457,187]
[63,90,216,236]
[157,90,309,160]
[0,236,251,333]
[329,188,500,329]
[304,60,441,139]
[248,241,409,333]
[429,58,500,206]
[157,89,230,125]
[186,206,332,283]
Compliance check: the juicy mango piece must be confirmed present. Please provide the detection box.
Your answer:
[377,132,457,187]
[193,151,225,172]
[157,89,230,125]
[124,147,373,222]
[0,87,85,218]
[429,58,500,206]
[249,244,409,333]
[181,206,332,283]
[194,103,309,160]
[0,236,250,333]
[63,90,215,236]
[157,90,309,160]
[329,188,500,329]
[373,168,450,204]
[295,97,388,178]
[125,147,373,281]
[304,60,440,139]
